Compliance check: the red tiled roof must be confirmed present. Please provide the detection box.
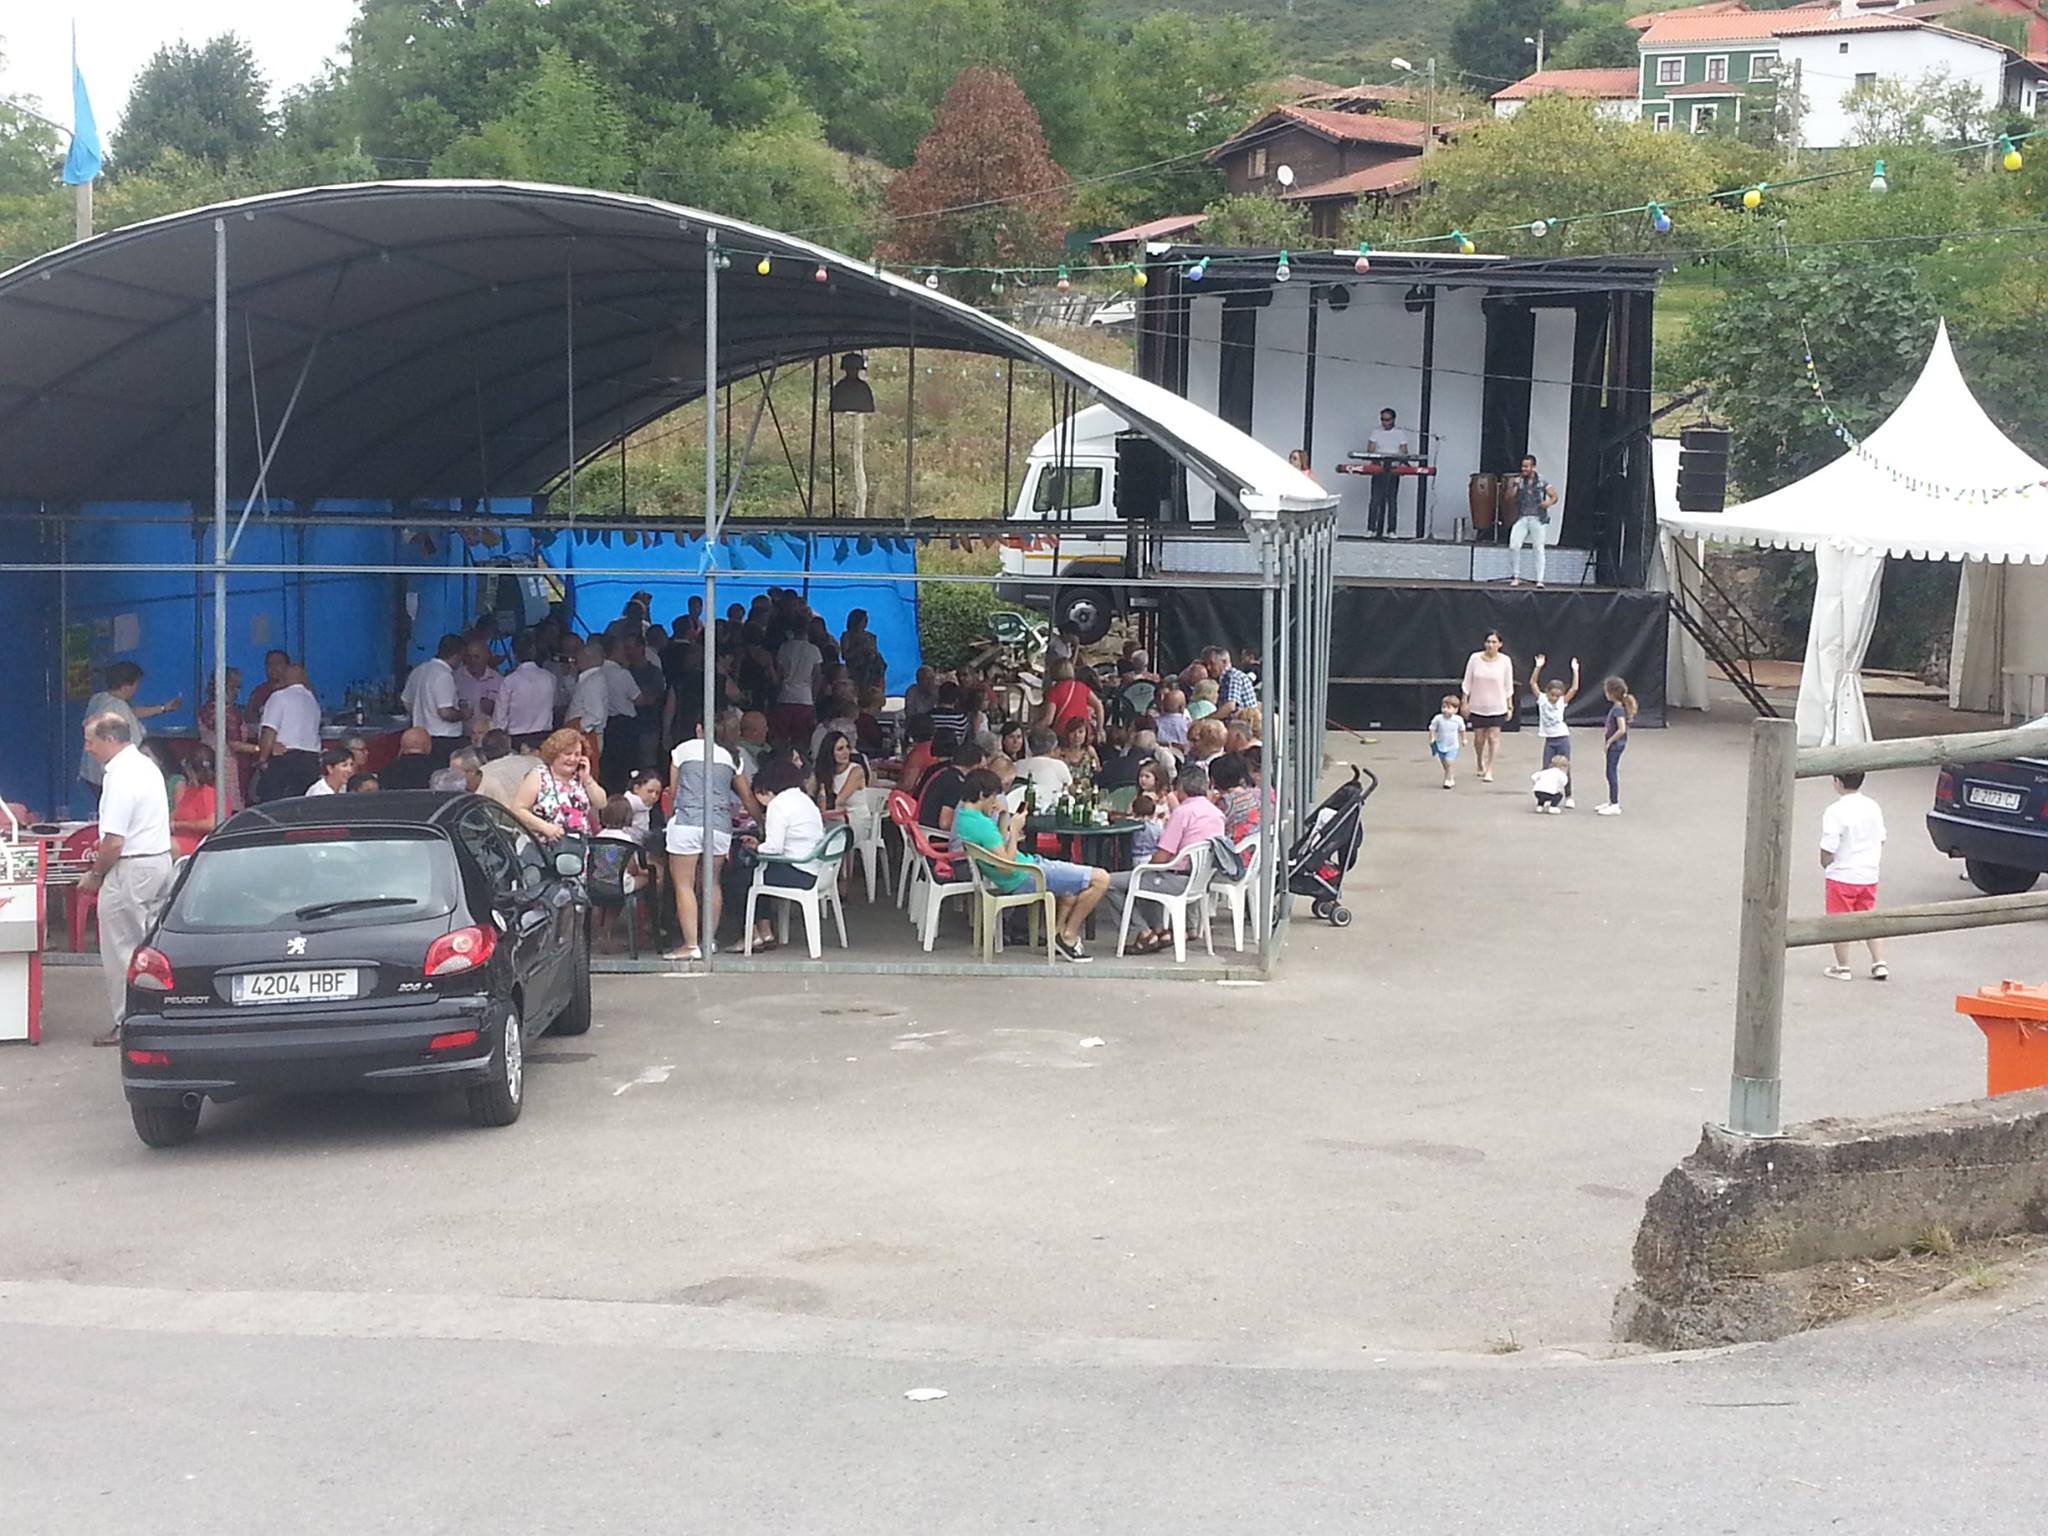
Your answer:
[1204,105,1429,165]
[1090,213,1207,247]
[1628,2,1756,32]
[1491,67,1641,102]
[1279,162,1422,202]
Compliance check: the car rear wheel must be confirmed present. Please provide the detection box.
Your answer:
[550,938,593,1037]
[131,1100,200,1149]
[1965,859,2039,896]
[467,1001,525,1127]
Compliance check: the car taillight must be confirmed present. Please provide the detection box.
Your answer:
[128,946,174,991]
[1935,770,1955,805]
[424,925,496,977]
[126,1049,170,1066]
[428,1030,479,1051]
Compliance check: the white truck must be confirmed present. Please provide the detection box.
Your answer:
[995,403,1236,642]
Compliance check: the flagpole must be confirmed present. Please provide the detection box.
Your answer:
[74,180,92,242]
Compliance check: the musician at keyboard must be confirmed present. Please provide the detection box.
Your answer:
[1363,408,1409,539]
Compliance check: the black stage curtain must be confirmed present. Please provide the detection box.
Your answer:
[1160,583,1667,731]
[1217,299,1258,434]
[1479,304,1535,472]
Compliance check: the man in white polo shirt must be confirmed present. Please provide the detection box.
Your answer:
[401,633,468,768]
[255,663,323,800]
[497,634,558,749]
[79,711,175,1046]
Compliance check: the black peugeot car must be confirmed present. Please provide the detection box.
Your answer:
[120,791,591,1148]
[1927,744,2048,895]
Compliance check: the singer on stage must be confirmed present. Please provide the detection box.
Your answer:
[1364,407,1408,539]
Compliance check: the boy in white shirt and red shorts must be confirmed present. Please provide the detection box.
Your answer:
[1820,771,1888,981]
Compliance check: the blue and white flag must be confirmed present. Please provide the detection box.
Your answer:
[61,28,102,186]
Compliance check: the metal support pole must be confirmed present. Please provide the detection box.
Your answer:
[904,315,917,521]
[1255,525,1281,974]
[564,256,577,524]
[699,230,720,960]
[1728,716,1798,1136]
[211,218,229,825]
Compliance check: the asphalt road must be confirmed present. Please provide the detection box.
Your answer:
[3,704,2040,1527]
[4,1270,2043,1534]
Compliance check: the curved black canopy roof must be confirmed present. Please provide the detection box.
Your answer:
[0,180,1333,515]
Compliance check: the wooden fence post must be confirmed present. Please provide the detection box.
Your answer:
[1729,716,1799,1137]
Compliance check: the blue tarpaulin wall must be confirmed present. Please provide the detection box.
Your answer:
[541,529,921,693]
[0,501,513,817]
[0,506,919,819]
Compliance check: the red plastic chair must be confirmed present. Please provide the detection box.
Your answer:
[886,789,922,908]
[59,822,100,951]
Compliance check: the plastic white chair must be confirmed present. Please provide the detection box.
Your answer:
[1115,843,1216,963]
[842,786,892,902]
[743,824,852,960]
[1208,834,1263,953]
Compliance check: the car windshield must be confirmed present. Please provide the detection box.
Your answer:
[167,834,458,933]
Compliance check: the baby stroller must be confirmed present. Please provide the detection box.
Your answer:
[1287,766,1377,928]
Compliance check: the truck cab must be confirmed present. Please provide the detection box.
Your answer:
[996,403,1223,642]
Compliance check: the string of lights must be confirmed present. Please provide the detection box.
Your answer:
[1798,322,2048,502]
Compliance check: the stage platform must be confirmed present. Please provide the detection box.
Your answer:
[1332,536,1597,587]
[1155,535,1598,588]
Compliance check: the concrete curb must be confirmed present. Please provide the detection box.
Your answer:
[1615,1088,2048,1349]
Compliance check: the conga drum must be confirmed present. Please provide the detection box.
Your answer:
[1468,473,1499,536]
[1495,476,1520,534]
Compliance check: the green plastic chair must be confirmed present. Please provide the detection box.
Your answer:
[743,822,853,958]
[1102,785,1138,814]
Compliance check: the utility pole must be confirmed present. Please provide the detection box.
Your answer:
[1527,30,1546,73]
[1394,57,1438,156]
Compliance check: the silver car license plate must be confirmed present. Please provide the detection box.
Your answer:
[231,968,359,1005]
[1965,785,2024,812]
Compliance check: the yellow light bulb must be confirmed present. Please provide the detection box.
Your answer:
[2005,148,2024,172]
[1132,269,1148,288]
[1742,187,1762,210]
[756,256,772,276]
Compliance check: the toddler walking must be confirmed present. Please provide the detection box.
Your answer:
[1428,694,1467,788]
[1595,676,1636,816]
[1433,696,1466,794]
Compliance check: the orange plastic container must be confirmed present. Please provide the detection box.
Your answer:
[1956,982,2048,1096]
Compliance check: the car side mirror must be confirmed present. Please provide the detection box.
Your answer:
[553,848,586,879]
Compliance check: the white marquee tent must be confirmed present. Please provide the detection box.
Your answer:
[1660,321,2048,744]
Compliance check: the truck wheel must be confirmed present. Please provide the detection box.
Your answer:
[1054,587,1115,645]
[1965,859,2039,896]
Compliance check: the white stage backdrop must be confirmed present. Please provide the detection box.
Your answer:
[1529,306,1576,518]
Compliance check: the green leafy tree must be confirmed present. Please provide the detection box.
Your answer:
[641,106,878,244]
[1947,4,2029,52]
[1450,0,1562,83]
[1074,13,1277,228]
[113,35,274,174]
[1668,257,1938,498]
[1546,6,1638,69]
[880,69,1070,292]
[1197,192,1308,248]
[1372,97,1768,256]
[0,59,62,198]
[433,48,632,188]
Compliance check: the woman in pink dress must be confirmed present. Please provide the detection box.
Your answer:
[1460,631,1517,783]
